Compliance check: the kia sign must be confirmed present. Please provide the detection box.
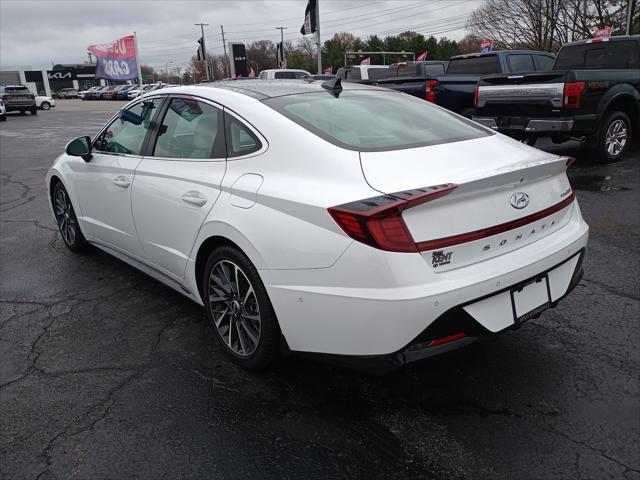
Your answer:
[88,35,139,81]
[480,40,494,53]
[229,43,248,78]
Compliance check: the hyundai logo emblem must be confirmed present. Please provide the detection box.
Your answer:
[510,192,529,209]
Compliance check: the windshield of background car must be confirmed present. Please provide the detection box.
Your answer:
[446,55,499,75]
[263,90,491,151]
[554,41,640,69]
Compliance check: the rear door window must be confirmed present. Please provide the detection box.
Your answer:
[446,55,499,74]
[507,54,535,72]
[555,41,639,69]
[152,97,225,159]
[534,54,555,71]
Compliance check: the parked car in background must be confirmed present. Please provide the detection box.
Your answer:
[304,74,336,80]
[97,86,119,100]
[35,95,56,110]
[0,99,6,121]
[474,35,640,162]
[55,88,79,99]
[103,85,128,100]
[0,85,37,114]
[48,81,588,370]
[336,65,389,84]
[127,83,160,99]
[376,60,449,100]
[116,85,137,100]
[83,86,108,100]
[258,69,310,79]
[79,86,99,99]
[379,50,555,117]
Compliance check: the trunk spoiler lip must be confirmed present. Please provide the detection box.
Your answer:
[416,191,576,252]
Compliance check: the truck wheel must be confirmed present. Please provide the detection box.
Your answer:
[30,108,37,115]
[598,111,631,163]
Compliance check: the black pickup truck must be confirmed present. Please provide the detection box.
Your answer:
[377,51,556,117]
[473,35,640,162]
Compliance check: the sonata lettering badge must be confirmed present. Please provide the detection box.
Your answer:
[510,192,529,209]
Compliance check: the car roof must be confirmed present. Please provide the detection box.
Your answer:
[261,69,309,73]
[189,79,389,100]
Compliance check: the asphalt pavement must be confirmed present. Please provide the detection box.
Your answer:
[1,100,639,480]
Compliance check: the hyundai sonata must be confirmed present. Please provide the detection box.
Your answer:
[46,80,588,369]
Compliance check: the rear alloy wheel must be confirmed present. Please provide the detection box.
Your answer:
[204,245,281,369]
[40,102,50,110]
[30,108,37,115]
[53,183,88,252]
[598,111,630,163]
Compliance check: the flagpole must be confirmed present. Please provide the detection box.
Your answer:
[316,0,322,74]
[133,31,143,84]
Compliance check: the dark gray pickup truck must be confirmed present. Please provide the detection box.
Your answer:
[377,51,556,117]
[473,35,640,162]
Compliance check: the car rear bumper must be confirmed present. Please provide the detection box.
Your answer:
[473,116,576,134]
[261,202,589,362]
[5,102,36,111]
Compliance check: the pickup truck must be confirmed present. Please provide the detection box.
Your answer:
[377,51,555,117]
[473,36,640,162]
[336,65,389,84]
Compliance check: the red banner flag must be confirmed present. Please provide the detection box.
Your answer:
[416,51,428,61]
[593,26,613,38]
[323,66,332,74]
[360,57,370,65]
[88,35,139,81]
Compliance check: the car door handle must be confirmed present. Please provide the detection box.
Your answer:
[113,176,131,188]
[181,191,207,207]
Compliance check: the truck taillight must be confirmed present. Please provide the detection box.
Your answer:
[328,184,458,253]
[425,80,438,103]
[563,82,585,108]
[473,84,479,108]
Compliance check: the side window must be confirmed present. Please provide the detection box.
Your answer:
[94,99,160,155]
[534,55,555,71]
[507,54,535,73]
[152,98,224,159]
[424,64,445,75]
[225,113,262,158]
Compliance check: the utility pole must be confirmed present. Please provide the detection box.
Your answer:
[626,0,633,35]
[195,22,210,80]
[316,0,322,74]
[276,26,287,67]
[87,52,93,64]
[220,25,229,77]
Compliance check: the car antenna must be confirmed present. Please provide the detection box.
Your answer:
[321,77,342,98]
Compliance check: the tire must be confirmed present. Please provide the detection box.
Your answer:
[597,110,631,163]
[52,182,88,252]
[30,108,37,115]
[40,102,50,110]
[19,110,25,115]
[0,114,6,122]
[203,245,281,369]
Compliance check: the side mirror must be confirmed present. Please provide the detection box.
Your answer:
[65,135,92,161]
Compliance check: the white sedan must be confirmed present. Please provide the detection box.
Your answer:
[36,95,55,110]
[46,81,589,370]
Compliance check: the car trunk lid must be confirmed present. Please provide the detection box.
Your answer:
[359,136,575,271]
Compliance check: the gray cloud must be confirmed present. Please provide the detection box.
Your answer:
[0,0,480,70]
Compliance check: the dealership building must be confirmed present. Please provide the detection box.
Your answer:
[0,63,108,96]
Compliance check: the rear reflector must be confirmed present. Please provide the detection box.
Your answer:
[566,156,576,167]
[473,84,479,108]
[563,82,585,108]
[416,192,576,252]
[429,332,465,347]
[328,184,458,253]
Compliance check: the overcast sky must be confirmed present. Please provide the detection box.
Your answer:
[1,0,482,71]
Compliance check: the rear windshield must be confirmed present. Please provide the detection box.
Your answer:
[5,86,29,92]
[274,71,307,79]
[366,67,388,80]
[446,55,499,75]
[554,41,640,69]
[263,90,491,152]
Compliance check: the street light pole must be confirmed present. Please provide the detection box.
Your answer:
[626,0,633,35]
[276,26,287,68]
[195,22,210,80]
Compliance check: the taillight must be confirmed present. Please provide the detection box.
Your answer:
[425,80,438,103]
[1,95,7,100]
[563,82,585,108]
[566,156,577,167]
[473,84,479,108]
[328,184,458,253]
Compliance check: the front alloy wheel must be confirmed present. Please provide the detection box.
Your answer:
[53,183,87,252]
[203,245,281,369]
